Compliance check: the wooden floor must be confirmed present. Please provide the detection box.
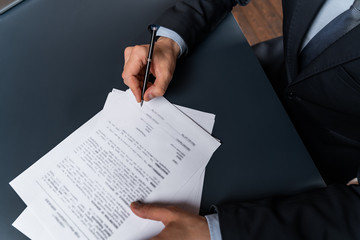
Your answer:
[232,0,283,46]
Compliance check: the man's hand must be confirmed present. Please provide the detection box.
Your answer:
[347,178,359,185]
[130,202,211,240]
[122,37,180,103]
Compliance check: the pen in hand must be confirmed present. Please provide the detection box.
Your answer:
[141,24,159,107]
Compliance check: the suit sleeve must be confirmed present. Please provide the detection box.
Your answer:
[154,0,249,51]
[216,184,360,239]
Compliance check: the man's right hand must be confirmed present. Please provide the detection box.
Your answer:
[122,37,180,103]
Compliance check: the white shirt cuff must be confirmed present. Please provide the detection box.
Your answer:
[205,213,222,240]
[156,26,188,57]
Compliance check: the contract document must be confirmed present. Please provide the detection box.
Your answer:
[10,89,220,240]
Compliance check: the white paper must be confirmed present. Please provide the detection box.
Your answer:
[12,91,215,240]
[10,90,220,240]
[13,207,54,240]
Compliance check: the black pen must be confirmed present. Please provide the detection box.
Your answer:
[141,24,159,107]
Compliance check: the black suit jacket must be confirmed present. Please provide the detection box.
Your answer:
[282,0,360,185]
[155,0,360,239]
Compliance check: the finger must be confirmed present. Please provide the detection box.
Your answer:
[130,83,142,103]
[130,202,175,223]
[347,178,359,185]
[122,52,146,84]
[124,45,148,66]
[122,46,149,102]
[124,46,133,65]
[122,73,142,102]
[144,70,172,101]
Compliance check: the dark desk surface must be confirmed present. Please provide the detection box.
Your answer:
[0,0,324,239]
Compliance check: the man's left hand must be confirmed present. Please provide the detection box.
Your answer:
[130,202,211,240]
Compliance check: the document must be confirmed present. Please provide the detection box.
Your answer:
[13,208,54,240]
[10,90,220,240]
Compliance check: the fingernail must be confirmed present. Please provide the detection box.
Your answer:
[147,93,154,101]
[132,201,142,209]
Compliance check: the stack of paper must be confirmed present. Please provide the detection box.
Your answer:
[10,89,221,240]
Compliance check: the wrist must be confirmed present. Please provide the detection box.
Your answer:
[157,37,181,58]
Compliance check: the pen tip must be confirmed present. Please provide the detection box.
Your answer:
[140,100,143,107]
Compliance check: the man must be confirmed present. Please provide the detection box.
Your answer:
[122,0,360,239]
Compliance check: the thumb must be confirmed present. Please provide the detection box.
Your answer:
[130,202,174,223]
[144,71,172,101]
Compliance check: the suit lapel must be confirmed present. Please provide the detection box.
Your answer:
[295,25,360,83]
[284,0,325,81]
